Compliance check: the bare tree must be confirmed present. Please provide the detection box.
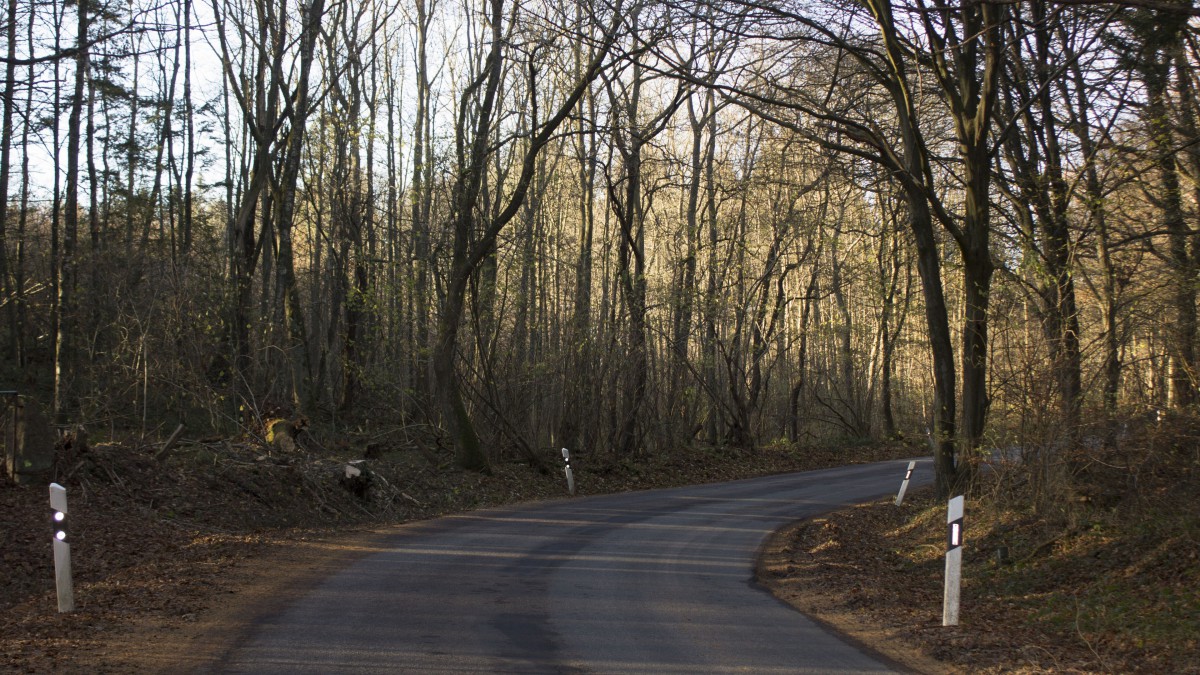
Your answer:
[432,0,627,471]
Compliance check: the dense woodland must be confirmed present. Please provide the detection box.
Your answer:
[2,0,1199,496]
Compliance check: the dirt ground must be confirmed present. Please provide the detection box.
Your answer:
[92,528,388,673]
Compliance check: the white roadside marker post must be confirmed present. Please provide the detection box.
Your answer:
[561,448,576,496]
[943,494,964,626]
[894,460,917,506]
[49,483,75,612]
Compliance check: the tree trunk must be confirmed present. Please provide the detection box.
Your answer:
[614,87,648,457]
[181,0,195,255]
[434,0,623,470]
[556,67,597,454]
[907,194,959,497]
[410,0,436,406]
[274,0,326,412]
[789,259,820,443]
[15,2,33,369]
[57,0,89,417]
[434,264,490,472]
[0,0,17,359]
[1134,13,1197,407]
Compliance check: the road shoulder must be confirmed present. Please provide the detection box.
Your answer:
[756,513,958,675]
[89,528,387,674]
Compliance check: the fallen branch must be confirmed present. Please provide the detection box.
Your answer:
[154,423,186,462]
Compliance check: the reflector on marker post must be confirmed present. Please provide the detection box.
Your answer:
[895,460,917,506]
[48,483,74,612]
[561,448,576,496]
[53,509,67,541]
[943,495,964,626]
[948,520,962,549]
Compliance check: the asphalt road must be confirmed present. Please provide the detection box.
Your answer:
[214,458,932,674]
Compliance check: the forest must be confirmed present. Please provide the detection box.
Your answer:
[2,0,1198,498]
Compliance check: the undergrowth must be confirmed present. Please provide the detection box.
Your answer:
[765,410,1200,673]
[905,411,1198,671]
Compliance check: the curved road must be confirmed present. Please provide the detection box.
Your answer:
[215,458,931,674]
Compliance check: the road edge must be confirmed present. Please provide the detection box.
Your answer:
[754,514,958,675]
